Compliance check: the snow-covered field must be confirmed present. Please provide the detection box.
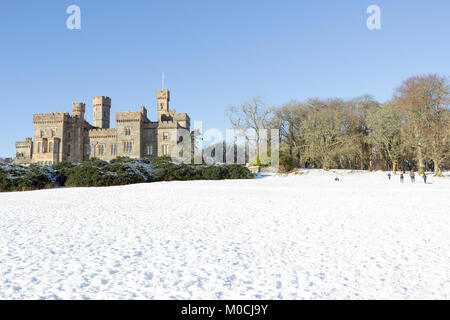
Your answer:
[0,170,449,300]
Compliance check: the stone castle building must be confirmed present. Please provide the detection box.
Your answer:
[14,89,190,165]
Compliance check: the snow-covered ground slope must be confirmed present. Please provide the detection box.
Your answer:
[1,170,449,299]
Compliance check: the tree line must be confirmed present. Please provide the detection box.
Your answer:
[227,74,449,175]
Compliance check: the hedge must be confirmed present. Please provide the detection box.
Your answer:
[0,157,254,192]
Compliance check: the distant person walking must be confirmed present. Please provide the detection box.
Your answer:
[335,176,340,182]
[387,173,391,180]
[422,173,427,184]
[409,170,415,183]
[400,172,404,183]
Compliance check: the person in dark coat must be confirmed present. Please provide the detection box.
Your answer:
[422,173,427,184]
[409,170,415,183]
[400,172,404,183]
[335,176,340,182]
[387,173,392,180]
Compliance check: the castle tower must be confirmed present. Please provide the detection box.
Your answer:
[72,102,86,120]
[93,96,111,129]
[156,89,170,118]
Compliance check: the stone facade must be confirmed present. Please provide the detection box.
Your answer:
[14,89,190,165]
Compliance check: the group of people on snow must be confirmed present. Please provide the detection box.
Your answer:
[389,170,428,184]
[332,170,429,184]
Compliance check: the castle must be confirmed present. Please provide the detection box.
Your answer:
[14,89,190,165]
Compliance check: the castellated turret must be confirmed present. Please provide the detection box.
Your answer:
[72,102,86,120]
[93,96,111,129]
[157,89,170,111]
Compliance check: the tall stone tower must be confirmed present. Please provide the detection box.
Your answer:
[156,89,170,120]
[93,96,111,129]
[72,102,86,120]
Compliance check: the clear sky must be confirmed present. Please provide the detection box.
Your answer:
[0,0,449,157]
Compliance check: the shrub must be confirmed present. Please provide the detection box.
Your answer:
[150,156,172,168]
[0,162,57,192]
[0,158,253,192]
[64,159,114,187]
[225,164,254,179]
[52,161,76,186]
[279,152,294,173]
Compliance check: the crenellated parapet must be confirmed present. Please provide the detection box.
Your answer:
[93,96,111,107]
[33,112,70,124]
[158,120,178,128]
[116,111,146,123]
[73,102,86,118]
[15,139,33,148]
[88,128,118,139]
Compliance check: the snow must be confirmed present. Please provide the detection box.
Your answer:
[0,170,449,300]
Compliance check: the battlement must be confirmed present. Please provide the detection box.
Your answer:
[16,139,33,147]
[156,89,170,100]
[116,111,145,122]
[73,102,86,118]
[88,128,118,138]
[158,120,179,128]
[73,102,86,111]
[93,96,111,107]
[33,112,70,123]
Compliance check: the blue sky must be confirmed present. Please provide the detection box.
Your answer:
[0,0,449,157]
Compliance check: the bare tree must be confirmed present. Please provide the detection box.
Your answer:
[395,74,449,174]
[366,102,404,173]
[227,97,273,165]
[301,99,348,171]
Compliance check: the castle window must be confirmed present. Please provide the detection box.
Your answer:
[98,144,105,155]
[111,144,117,155]
[163,132,169,140]
[38,142,42,153]
[51,129,56,137]
[147,145,153,155]
[163,145,169,156]
[49,142,54,153]
[67,144,71,156]
[123,142,133,153]
[40,130,44,138]
[68,132,72,139]
[86,145,91,155]
[125,128,131,136]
